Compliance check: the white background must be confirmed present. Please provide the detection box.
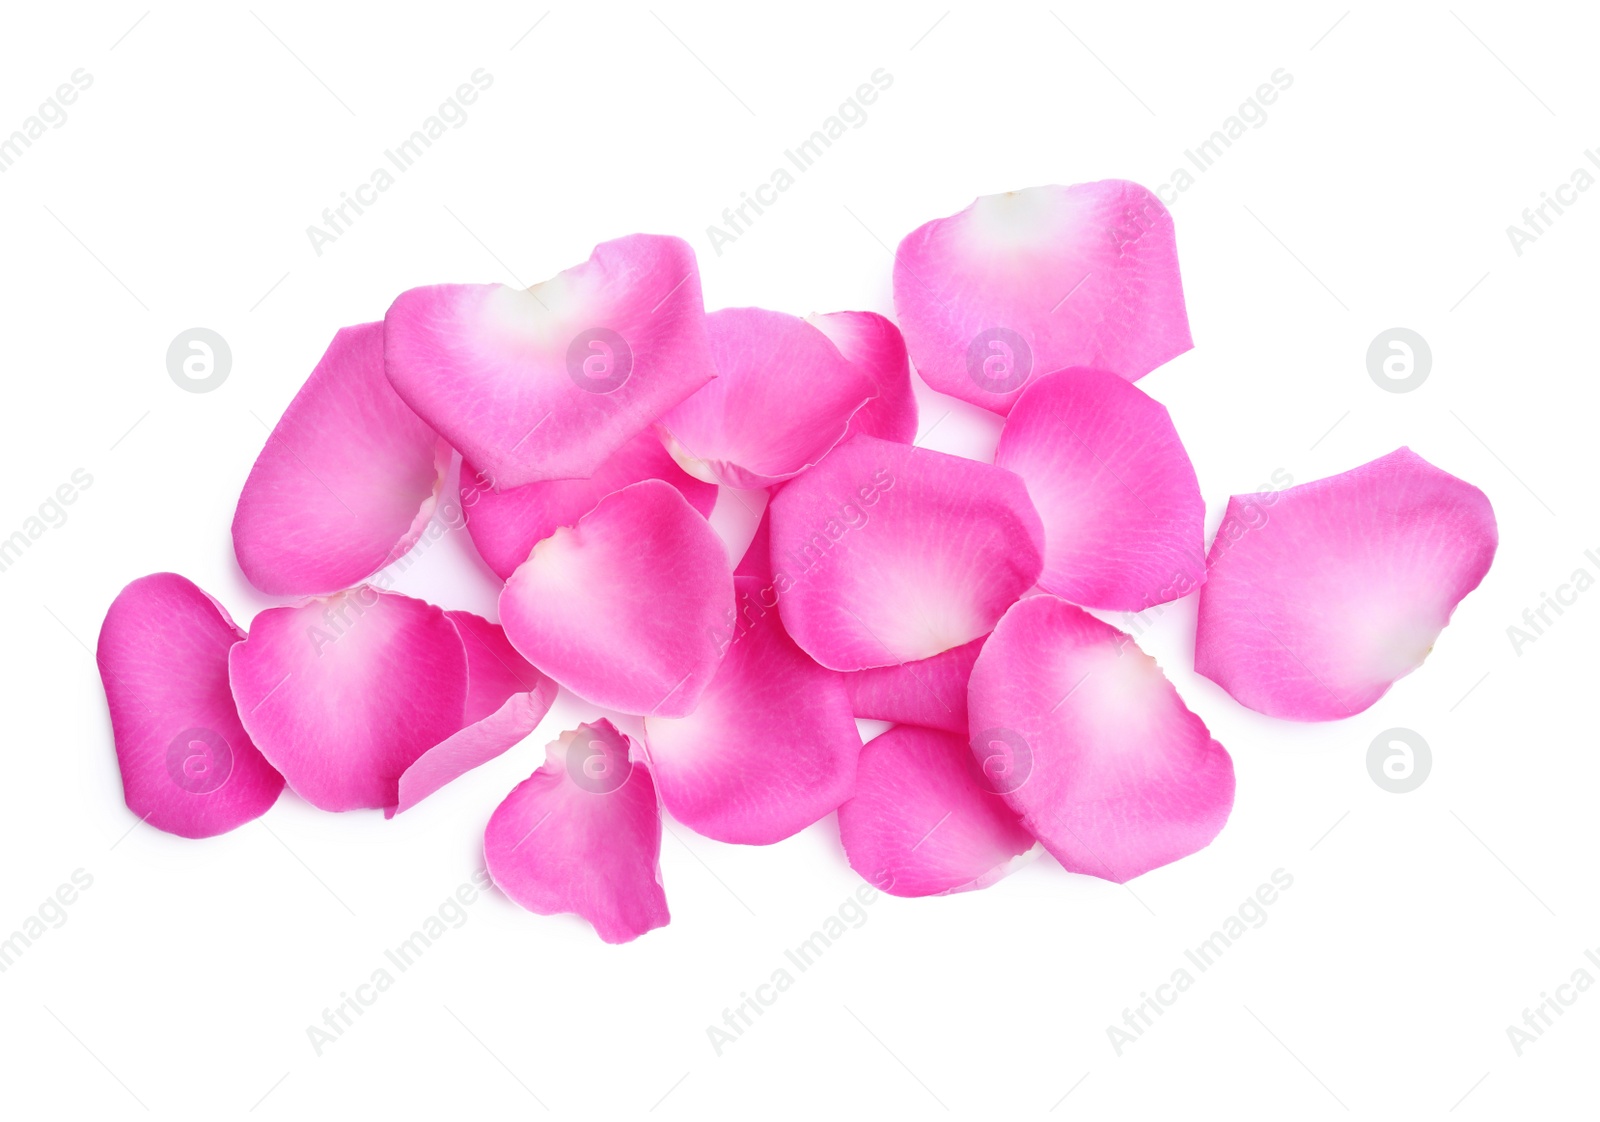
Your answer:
[1,2,1595,1118]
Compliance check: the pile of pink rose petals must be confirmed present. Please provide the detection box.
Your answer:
[96,180,1499,943]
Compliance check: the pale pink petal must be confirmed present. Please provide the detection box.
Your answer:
[768,436,1043,670]
[499,479,734,717]
[658,307,875,488]
[894,181,1191,415]
[810,310,918,444]
[1195,448,1498,720]
[229,587,469,812]
[232,322,448,597]
[384,233,716,490]
[392,612,556,815]
[968,595,1234,882]
[642,577,860,844]
[839,725,1035,897]
[97,574,283,838]
[484,721,669,944]
[994,367,1205,610]
[461,429,718,580]
[843,637,983,734]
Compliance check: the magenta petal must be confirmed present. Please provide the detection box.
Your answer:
[843,637,984,734]
[229,587,469,811]
[461,429,717,580]
[232,322,447,597]
[642,577,860,844]
[97,574,284,838]
[499,479,734,717]
[484,721,669,944]
[734,508,773,582]
[1195,448,1498,720]
[994,368,1205,610]
[450,611,553,725]
[968,595,1235,882]
[658,307,875,488]
[768,436,1044,670]
[392,612,556,815]
[895,181,1192,415]
[384,233,716,490]
[840,726,1035,897]
[810,310,918,444]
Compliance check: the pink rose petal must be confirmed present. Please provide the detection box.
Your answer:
[484,720,669,944]
[384,233,716,490]
[232,322,448,597]
[97,574,284,838]
[392,611,556,815]
[895,181,1192,415]
[461,429,718,580]
[642,577,860,844]
[810,310,918,444]
[734,507,773,582]
[499,479,734,717]
[1195,447,1498,720]
[968,594,1235,882]
[229,587,469,812]
[994,367,1205,610]
[658,307,875,488]
[843,637,984,734]
[839,725,1035,897]
[768,436,1044,670]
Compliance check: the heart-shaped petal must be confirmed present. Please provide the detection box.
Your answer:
[485,720,669,944]
[1195,448,1497,720]
[230,588,468,811]
[499,479,734,717]
[385,233,717,490]
[968,594,1234,882]
[231,589,550,813]
[769,436,1043,670]
[895,181,1191,414]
